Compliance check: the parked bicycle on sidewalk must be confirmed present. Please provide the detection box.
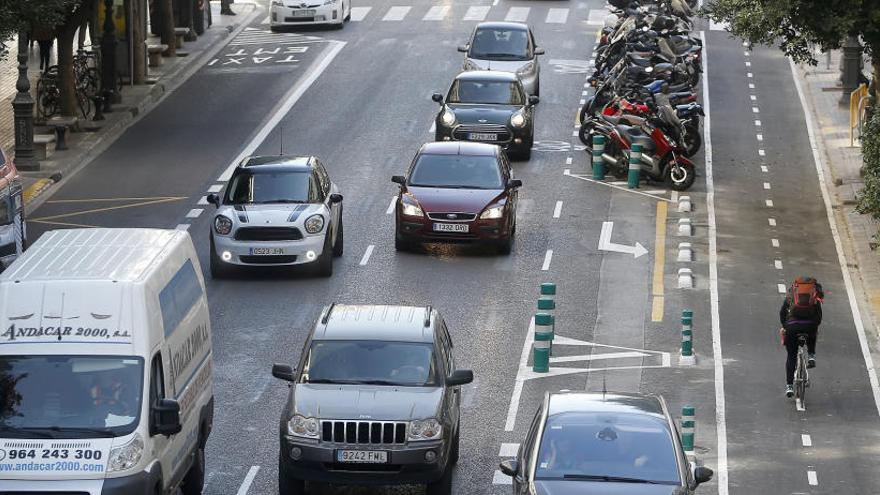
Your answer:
[779,276,824,404]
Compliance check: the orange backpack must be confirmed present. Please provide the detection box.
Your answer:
[787,277,820,321]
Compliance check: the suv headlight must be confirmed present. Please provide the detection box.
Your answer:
[480,204,505,219]
[510,112,526,128]
[440,108,456,127]
[108,433,144,473]
[288,415,320,438]
[305,214,324,234]
[214,215,233,235]
[409,419,442,441]
[516,61,535,75]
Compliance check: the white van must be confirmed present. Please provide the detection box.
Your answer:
[0,228,214,495]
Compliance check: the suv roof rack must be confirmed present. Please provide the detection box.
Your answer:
[424,306,432,327]
[321,303,336,324]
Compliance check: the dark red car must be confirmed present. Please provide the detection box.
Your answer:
[392,142,521,254]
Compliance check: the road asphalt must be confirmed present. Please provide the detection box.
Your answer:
[20,1,880,494]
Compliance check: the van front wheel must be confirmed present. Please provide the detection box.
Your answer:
[180,445,205,495]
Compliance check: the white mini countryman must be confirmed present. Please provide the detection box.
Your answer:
[208,155,343,278]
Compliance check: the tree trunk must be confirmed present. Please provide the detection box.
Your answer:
[872,55,880,107]
[158,0,176,57]
[57,23,80,117]
[131,0,146,84]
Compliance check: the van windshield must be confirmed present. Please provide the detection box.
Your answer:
[0,355,144,438]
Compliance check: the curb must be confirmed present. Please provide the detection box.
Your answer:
[23,4,262,214]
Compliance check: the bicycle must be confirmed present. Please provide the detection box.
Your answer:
[793,334,810,411]
[36,66,92,120]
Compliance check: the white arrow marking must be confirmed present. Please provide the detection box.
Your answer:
[598,221,648,258]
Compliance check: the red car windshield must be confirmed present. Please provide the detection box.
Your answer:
[409,155,503,190]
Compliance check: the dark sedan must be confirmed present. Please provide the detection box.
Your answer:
[499,392,713,495]
[432,71,538,160]
[392,142,521,254]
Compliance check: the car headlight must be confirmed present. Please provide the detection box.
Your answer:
[214,215,233,235]
[516,62,535,75]
[305,214,324,234]
[271,0,284,5]
[463,60,478,71]
[440,108,456,127]
[510,112,526,128]
[409,418,443,441]
[480,205,505,219]
[107,434,144,473]
[323,0,337,4]
[288,415,320,438]
[401,202,424,217]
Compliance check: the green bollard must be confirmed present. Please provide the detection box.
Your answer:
[533,313,553,373]
[628,143,641,189]
[592,135,605,180]
[540,282,557,296]
[681,310,695,365]
[681,406,695,454]
[538,295,555,355]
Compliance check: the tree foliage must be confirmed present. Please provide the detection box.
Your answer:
[0,0,82,60]
[857,107,880,233]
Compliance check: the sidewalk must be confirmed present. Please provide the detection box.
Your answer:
[0,1,258,212]
[795,51,880,343]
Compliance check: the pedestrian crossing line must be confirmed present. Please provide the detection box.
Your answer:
[260,14,270,25]
[463,5,490,21]
[422,5,449,21]
[382,6,411,21]
[493,470,512,485]
[546,8,568,24]
[349,6,371,21]
[499,443,519,457]
[505,6,530,22]
[587,8,606,26]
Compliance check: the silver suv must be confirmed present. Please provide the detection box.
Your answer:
[272,304,473,495]
[458,21,544,97]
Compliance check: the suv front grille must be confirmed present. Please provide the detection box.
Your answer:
[234,226,303,241]
[321,420,407,445]
[426,212,477,221]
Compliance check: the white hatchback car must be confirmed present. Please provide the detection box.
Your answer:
[270,0,351,30]
[207,155,343,278]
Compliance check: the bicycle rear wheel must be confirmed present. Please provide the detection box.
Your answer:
[795,349,807,409]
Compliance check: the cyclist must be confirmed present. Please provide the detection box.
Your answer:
[779,276,824,398]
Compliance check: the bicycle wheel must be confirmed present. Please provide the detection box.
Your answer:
[77,90,92,119]
[36,78,58,118]
[795,349,807,408]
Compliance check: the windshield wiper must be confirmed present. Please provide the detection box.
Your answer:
[260,199,306,204]
[0,426,116,438]
[355,380,408,386]
[46,426,117,437]
[561,474,668,484]
[306,378,363,385]
[0,426,56,438]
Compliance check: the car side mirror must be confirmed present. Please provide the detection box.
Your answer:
[694,466,713,485]
[432,93,444,104]
[457,44,469,53]
[528,95,539,106]
[391,175,406,185]
[151,398,182,437]
[507,179,523,189]
[329,193,343,204]
[534,47,545,55]
[499,459,520,477]
[272,363,296,382]
[446,369,474,386]
[206,193,220,207]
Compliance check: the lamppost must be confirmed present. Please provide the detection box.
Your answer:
[840,35,862,105]
[101,0,118,111]
[12,32,38,171]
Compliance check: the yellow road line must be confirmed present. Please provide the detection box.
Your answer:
[23,178,54,205]
[651,201,668,322]
[46,196,186,203]
[29,219,102,229]
[30,197,185,223]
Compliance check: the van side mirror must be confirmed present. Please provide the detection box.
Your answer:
[528,95,539,106]
[272,363,296,382]
[694,466,713,485]
[206,193,220,207]
[431,93,444,104]
[507,179,523,189]
[499,459,519,477]
[151,398,182,437]
[329,193,343,204]
[457,44,469,53]
[391,175,406,185]
[446,369,473,386]
[534,47,545,55]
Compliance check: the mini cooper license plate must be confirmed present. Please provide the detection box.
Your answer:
[337,450,388,463]
[433,223,469,233]
[249,247,285,255]
[293,9,315,16]
[469,132,497,141]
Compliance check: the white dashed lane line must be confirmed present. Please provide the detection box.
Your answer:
[765,200,773,207]
[808,470,818,486]
[499,443,519,456]
[186,208,203,218]
[801,434,812,447]
[553,201,563,218]
[565,157,572,165]
[175,224,190,231]
[359,244,375,266]
[777,283,787,294]
[772,238,780,247]
[757,134,763,141]
[747,72,753,78]
[774,259,783,270]
[236,466,260,495]
[749,83,755,89]
[769,218,776,226]
[763,182,771,190]
[759,149,766,157]
[752,106,760,113]
[754,119,761,126]
[541,249,553,271]
[385,196,396,215]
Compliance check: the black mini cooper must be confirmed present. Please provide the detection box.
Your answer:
[432,71,538,160]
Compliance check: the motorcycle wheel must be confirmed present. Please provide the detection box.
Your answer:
[578,99,593,126]
[683,131,702,158]
[578,121,596,147]
[666,159,696,191]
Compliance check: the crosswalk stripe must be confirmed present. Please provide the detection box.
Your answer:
[587,9,606,26]
[382,6,411,21]
[493,470,513,485]
[505,6,530,22]
[546,8,568,24]
[260,14,270,25]
[499,443,519,457]
[349,6,371,21]
[463,5,490,21]
[422,5,449,21]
